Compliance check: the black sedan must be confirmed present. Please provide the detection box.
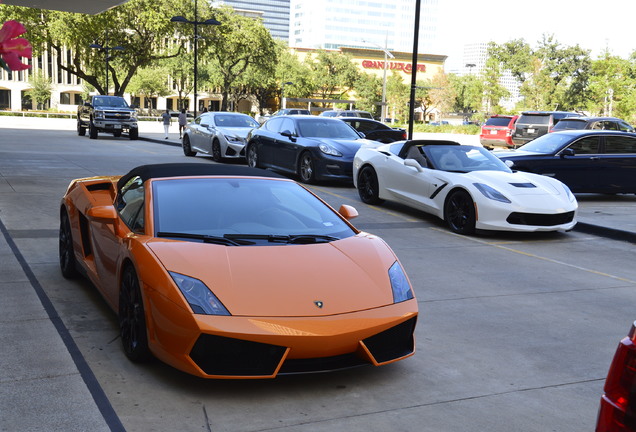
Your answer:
[339,118,407,143]
[245,115,376,183]
[495,130,636,193]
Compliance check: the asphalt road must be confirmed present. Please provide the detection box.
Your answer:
[2,119,635,431]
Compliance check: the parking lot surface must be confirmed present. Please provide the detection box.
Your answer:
[2,117,636,431]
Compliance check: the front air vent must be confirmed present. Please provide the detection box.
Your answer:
[509,183,536,188]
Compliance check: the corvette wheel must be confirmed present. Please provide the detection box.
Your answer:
[357,166,384,205]
[212,139,222,162]
[119,266,151,362]
[445,190,476,235]
[247,144,259,168]
[182,135,196,157]
[59,208,78,279]
[298,152,315,184]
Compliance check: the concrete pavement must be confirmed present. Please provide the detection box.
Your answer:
[1,115,635,431]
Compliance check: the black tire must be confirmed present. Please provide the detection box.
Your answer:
[89,120,98,139]
[59,208,79,279]
[246,144,259,168]
[113,130,122,137]
[119,265,152,363]
[357,165,384,205]
[182,135,196,157]
[128,127,138,140]
[77,120,86,136]
[298,151,315,184]
[444,189,476,235]
[212,139,222,162]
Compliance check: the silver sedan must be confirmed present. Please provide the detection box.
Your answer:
[182,112,259,162]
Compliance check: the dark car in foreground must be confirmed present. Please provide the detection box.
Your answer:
[512,111,581,146]
[596,321,636,432]
[479,115,518,148]
[495,130,636,193]
[551,116,634,133]
[339,118,406,143]
[246,115,376,183]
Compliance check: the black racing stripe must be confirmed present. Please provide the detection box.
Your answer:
[0,219,125,432]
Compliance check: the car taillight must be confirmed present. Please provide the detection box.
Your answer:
[598,322,636,432]
[402,131,407,140]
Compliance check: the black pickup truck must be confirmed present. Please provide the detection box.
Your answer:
[77,95,139,140]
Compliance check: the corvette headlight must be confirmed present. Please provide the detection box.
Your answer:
[319,143,342,157]
[388,261,413,303]
[169,271,230,315]
[473,183,511,203]
[562,183,575,202]
[224,134,243,143]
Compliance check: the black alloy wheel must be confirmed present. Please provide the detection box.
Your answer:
[298,152,315,184]
[246,144,259,168]
[357,166,384,205]
[182,135,196,156]
[444,189,476,235]
[212,139,222,162]
[59,208,78,279]
[119,265,152,362]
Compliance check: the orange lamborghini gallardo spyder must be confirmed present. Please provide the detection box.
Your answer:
[59,163,418,379]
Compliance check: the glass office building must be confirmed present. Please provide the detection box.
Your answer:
[214,0,291,40]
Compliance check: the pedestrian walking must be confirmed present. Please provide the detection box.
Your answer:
[161,109,172,139]
[178,108,188,139]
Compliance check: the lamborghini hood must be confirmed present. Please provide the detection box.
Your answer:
[147,234,399,317]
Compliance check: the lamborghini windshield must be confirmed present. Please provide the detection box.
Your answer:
[425,145,512,173]
[152,178,355,243]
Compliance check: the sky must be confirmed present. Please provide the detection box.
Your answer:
[435,0,636,70]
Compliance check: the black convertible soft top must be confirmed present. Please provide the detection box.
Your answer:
[116,163,285,191]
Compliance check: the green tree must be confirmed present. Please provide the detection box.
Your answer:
[127,66,171,110]
[199,5,277,111]
[385,71,409,123]
[449,74,482,114]
[353,72,382,115]
[0,0,188,96]
[27,71,52,109]
[306,50,360,102]
[481,56,509,114]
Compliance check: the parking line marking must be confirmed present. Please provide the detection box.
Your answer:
[431,227,636,284]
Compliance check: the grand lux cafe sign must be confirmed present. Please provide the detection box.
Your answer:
[361,60,426,74]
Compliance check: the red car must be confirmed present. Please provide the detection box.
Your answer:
[479,115,518,148]
[596,321,636,431]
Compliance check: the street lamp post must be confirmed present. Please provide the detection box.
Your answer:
[281,81,293,109]
[465,63,476,75]
[362,38,394,123]
[89,40,124,95]
[171,0,220,118]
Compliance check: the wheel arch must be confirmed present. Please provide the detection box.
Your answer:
[442,186,475,220]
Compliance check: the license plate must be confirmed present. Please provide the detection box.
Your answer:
[490,130,497,135]
[527,128,535,133]
[114,124,122,129]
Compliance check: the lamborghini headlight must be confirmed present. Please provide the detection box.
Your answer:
[388,261,413,303]
[169,271,230,315]
[319,143,342,156]
[473,183,511,203]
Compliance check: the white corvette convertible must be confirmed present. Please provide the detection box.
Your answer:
[353,140,578,234]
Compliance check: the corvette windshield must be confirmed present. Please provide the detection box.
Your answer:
[152,178,355,243]
[426,145,512,173]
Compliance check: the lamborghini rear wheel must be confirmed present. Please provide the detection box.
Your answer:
[119,265,152,363]
[59,208,79,279]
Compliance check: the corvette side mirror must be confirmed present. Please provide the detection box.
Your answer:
[338,204,358,220]
[404,158,423,172]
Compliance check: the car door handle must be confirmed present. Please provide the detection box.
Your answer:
[590,156,600,160]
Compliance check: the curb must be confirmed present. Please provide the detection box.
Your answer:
[573,222,636,244]
[139,136,181,147]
